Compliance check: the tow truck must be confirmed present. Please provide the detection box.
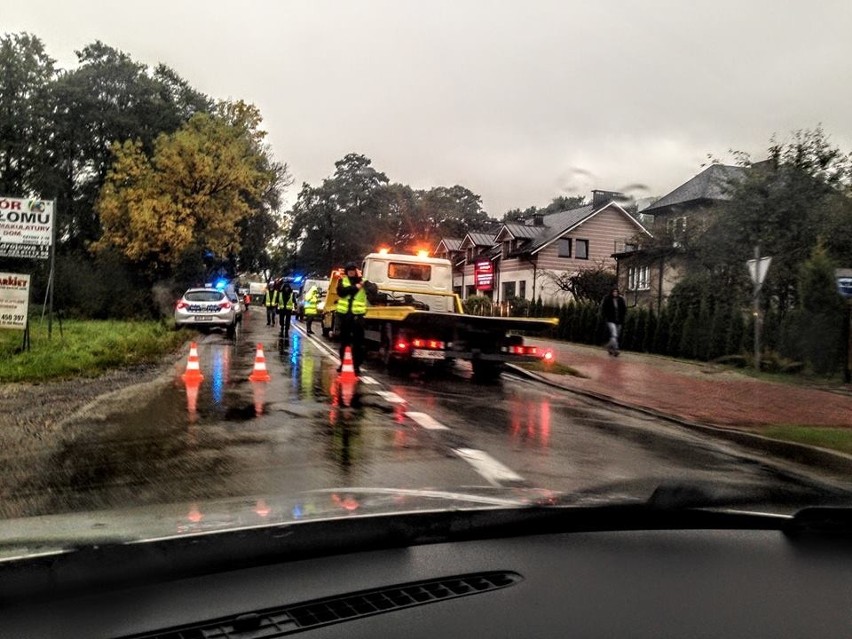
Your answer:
[322,251,558,380]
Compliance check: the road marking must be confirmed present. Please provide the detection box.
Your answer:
[405,411,449,430]
[359,375,379,385]
[376,390,406,404]
[453,448,524,486]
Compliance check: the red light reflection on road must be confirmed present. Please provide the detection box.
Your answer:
[187,503,203,523]
[509,398,552,449]
[331,493,360,511]
[254,499,271,518]
[185,379,201,424]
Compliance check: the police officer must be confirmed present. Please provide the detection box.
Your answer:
[279,280,298,338]
[336,262,367,374]
[265,280,279,327]
[303,283,319,335]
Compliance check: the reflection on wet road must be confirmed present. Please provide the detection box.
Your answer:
[0,309,839,521]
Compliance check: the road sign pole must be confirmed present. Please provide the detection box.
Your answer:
[753,245,761,371]
[47,199,57,339]
[844,301,851,384]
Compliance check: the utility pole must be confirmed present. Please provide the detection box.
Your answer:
[747,246,772,371]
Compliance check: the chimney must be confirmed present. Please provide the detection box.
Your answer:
[592,189,623,207]
[532,214,544,226]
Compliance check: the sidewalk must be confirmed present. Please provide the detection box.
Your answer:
[526,338,852,430]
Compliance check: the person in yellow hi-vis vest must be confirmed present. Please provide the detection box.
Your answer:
[336,262,367,374]
[264,281,279,327]
[303,284,319,335]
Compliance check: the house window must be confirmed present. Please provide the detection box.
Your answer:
[465,285,476,298]
[575,239,589,260]
[558,238,572,257]
[627,266,650,291]
[502,281,516,300]
[667,216,687,236]
[518,280,527,299]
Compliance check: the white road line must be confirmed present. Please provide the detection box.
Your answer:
[405,411,449,430]
[359,376,379,385]
[376,390,406,404]
[453,448,524,486]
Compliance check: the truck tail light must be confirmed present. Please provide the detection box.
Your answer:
[411,338,445,350]
[507,345,539,356]
[394,340,409,352]
[543,349,554,362]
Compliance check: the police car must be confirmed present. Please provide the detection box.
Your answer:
[174,288,239,336]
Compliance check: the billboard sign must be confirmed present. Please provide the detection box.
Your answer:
[836,269,852,299]
[0,272,30,330]
[474,259,493,291]
[0,198,54,260]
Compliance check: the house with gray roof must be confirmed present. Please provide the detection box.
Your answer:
[613,164,746,310]
[443,190,650,304]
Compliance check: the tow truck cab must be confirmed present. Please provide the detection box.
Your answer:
[323,252,556,380]
[360,253,460,314]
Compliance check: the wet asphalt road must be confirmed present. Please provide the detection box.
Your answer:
[0,307,840,520]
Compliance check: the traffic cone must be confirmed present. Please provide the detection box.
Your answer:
[181,342,204,383]
[185,379,201,423]
[339,346,357,382]
[248,343,272,382]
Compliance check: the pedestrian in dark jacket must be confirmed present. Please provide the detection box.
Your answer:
[278,280,296,338]
[601,288,627,356]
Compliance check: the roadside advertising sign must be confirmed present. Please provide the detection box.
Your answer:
[0,272,30,330]
[836,269,852,299]
[474,259,493,291]
[0,198,55,260]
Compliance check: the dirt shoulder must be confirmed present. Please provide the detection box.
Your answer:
[0,351,185,462]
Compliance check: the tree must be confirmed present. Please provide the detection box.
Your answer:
[417,184,491,239]
[699,128,851,314]
[287,154,492,273]
[0,32,56,197]
[287,153,390,274]
[797,243,845,374]
[545,262,617,302]
[94,108,284,279]
[42,41,213,251]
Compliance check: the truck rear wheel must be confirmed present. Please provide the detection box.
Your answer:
[472,360,503,383]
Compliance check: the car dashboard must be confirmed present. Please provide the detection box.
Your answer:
[2,506,852,638]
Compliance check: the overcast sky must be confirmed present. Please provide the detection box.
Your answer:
[4,0,851,215]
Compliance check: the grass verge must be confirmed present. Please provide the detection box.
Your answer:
[517,359,588,378]
[762,425,852,456]
[0,319,191,383]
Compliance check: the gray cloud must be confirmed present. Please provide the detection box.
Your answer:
[4,0,851,215]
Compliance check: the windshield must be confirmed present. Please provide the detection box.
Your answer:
[184,291,225,302]
[0,1,851,559]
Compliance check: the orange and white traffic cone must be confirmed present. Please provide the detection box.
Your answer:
[181,342,204,383]
[339,346,357,382]
[248,343,272,382]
